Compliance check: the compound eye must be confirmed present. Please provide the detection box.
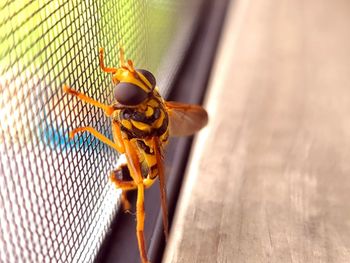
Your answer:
[137,69,156,88]
[114,82,148,106]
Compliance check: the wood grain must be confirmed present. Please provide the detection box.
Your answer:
[163,0,350,262]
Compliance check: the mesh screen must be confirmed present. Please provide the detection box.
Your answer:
[0,0,203,262]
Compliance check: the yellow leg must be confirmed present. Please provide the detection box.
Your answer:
[153,137,169,241]
[70,126,124,153]
[109,174,137,190]
[109,169,156,213]
[120,192,132,213]
[123,139,150,263]
[63,85,114,116]
[112,122,125,154]
[109,173,136,212]
[136,183,149,263]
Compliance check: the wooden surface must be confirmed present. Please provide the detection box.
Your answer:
[163,0,350,262]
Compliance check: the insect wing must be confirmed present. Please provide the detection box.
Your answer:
[165,101,208,137]
[152,137,169,240]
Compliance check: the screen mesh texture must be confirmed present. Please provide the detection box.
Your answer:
[0,0,203,262]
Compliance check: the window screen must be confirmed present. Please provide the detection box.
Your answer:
[0,0,203,262]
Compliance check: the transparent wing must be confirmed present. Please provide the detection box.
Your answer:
[165,101,208,137]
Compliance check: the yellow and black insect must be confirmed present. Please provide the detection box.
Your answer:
[63,47,208,263]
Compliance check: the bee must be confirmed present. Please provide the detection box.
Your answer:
[63,47,208,263]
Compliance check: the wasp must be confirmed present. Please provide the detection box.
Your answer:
[63,47,208,263]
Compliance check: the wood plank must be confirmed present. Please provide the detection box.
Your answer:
[163,0,350,262]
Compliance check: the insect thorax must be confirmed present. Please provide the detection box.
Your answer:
[114,97,169,144]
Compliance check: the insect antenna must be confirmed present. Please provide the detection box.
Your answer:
[118,45,126,67]
[126,59,135,73]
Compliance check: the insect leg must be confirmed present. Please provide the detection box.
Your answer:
[109,177,135,212]
[111,122,125,153]
[135,183,149,263]
[109,165,136,212]
[99,47,118,73]
[110,173,136,190]
[153,137,169,241]
[69,126,124,153]
[63,85,114,116]
[123,139,150,263]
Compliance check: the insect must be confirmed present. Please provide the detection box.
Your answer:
[63,47,208,263]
